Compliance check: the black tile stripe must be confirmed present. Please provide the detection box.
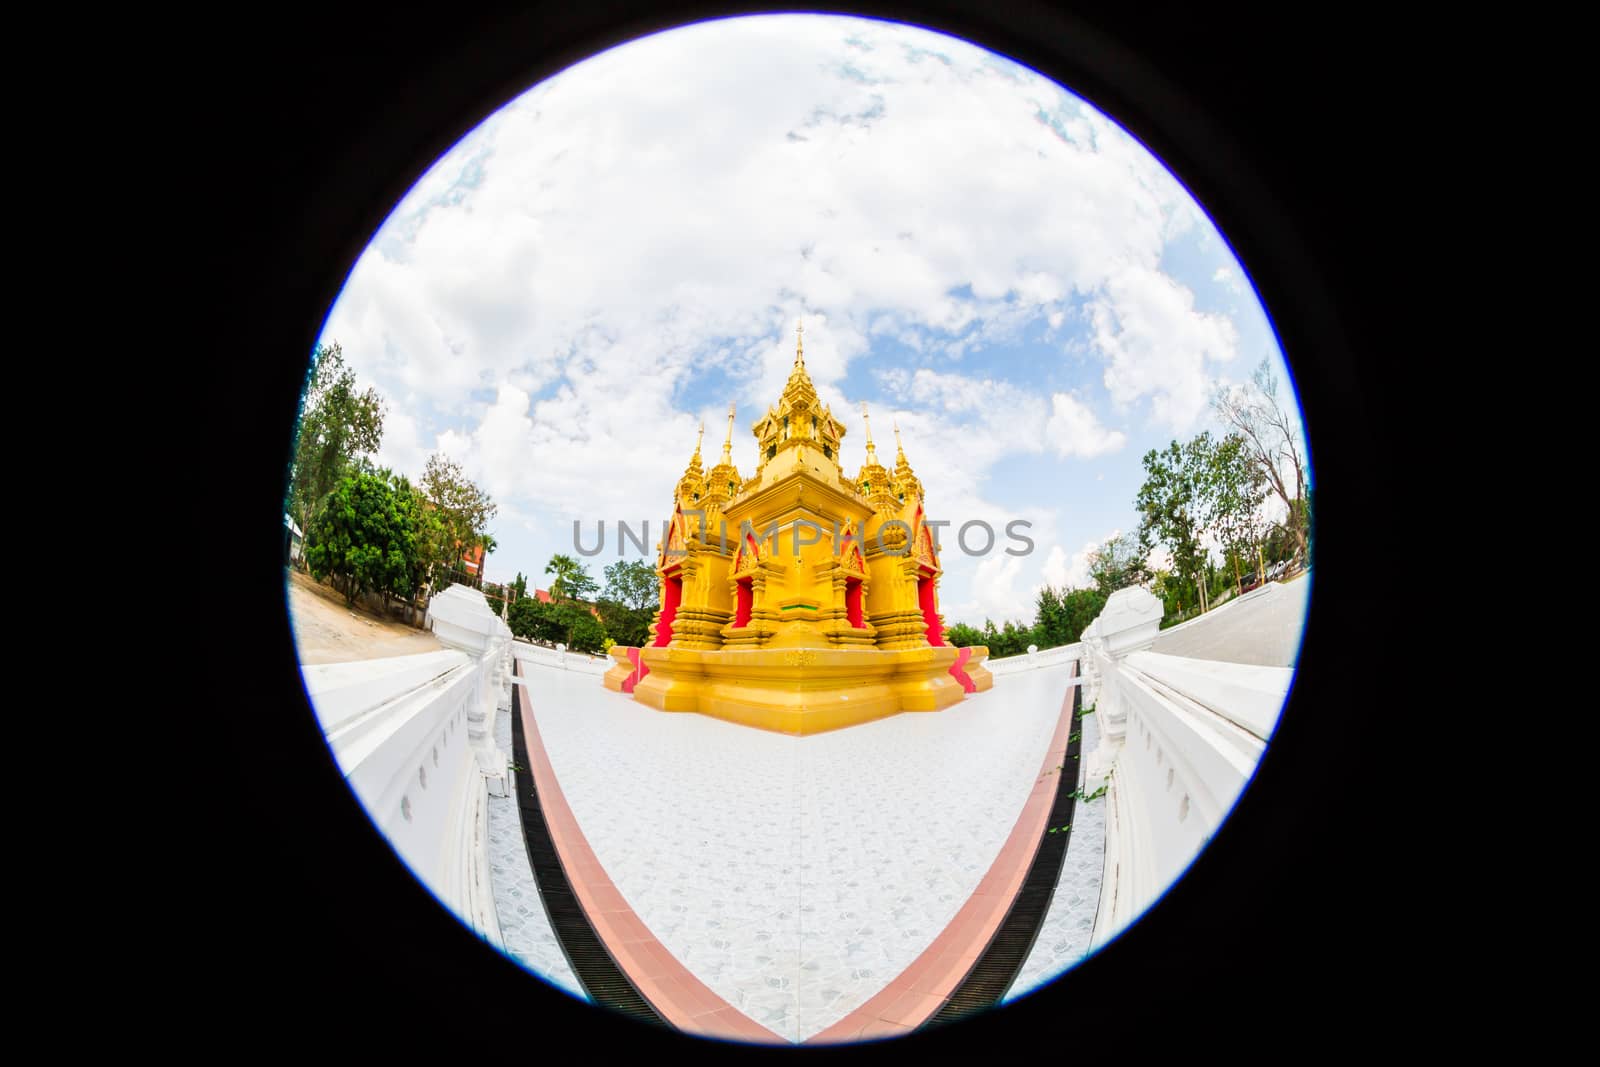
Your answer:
[924,666,1085,1027]
[510,667,668,1027]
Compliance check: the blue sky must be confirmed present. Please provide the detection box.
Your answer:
[315,14,1302,627]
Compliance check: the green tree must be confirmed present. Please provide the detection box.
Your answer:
[945,622,985,648]
[563,609,609,654]
[1060,587,1108,643]
[287,341,385,538]
[1031,584,1108,648]
[603,559,659,612]
[304,465,421,608]
[1035,586,1067,646]
[1201,432,1269,593]
[1151,569,1187,624]
[545,554,599,602]
[973,617,1031,658]
[418,454,497,591]
[509,596,561,644]
[1135,435,1213,613]
[596,558,658,648]
[1086,531,1151,594]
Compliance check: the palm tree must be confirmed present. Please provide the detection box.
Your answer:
[545,554,596,602]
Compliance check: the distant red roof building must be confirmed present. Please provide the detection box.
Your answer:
[534,588,602,618]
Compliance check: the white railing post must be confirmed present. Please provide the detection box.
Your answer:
[1082,587,1163,791]
[427,584,513,798]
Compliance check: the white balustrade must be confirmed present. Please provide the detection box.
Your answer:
[987,642,1081,675]
[301,583,514,948]
[1079,585,1293,951]
[511,642,611,677]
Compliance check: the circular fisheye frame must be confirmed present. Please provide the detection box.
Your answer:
[283,13,1312,1046]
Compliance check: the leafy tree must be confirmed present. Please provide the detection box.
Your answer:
[545,554,598,602]
[1086,531,1151,595]
[603,559,659,612]
[287,341,385,537]
[509,596,561,643]
[971,617,1032,658]
[596,599,651,648]
[1135,435,1213,613]
[596,558,658,648]
[1199,432,1269,594]
[945,622,985,648]
[304,465,422,608]
[1151,568,1196,625]
[1212,359,1311,566]
[1035,586,1067,646]
[508,583,610,651]
[1060,587,1108,644]
[564,610,608,654]
[418,454,498,591]
[1032,584,1108,647]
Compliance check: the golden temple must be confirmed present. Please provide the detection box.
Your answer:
[604,322,992,733]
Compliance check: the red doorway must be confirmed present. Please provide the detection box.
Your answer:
[654,573,682,646]
[918,572,944,645]
[734,577,753,628]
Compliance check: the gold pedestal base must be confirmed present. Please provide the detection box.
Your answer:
[629,644,968,735]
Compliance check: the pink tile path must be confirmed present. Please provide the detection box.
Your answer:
[514,661,784,1043]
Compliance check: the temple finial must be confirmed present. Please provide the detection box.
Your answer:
[722,402,736,460]
[695,420,705,460]
[860,400,874,444]
[795,318,804,367]
[893,416,905,459]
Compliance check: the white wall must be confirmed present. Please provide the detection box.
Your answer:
[300,585,515,946]
[1079,587,1293,950]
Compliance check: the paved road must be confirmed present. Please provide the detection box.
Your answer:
[1149,575,1311,668]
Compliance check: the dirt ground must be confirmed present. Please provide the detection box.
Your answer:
[286,568,444,665]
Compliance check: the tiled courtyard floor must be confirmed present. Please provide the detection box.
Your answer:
[505,657,1080,1041]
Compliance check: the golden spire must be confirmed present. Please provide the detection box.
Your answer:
[891,416,922,503]
[722,402,736,462]
[861,400,879,463]
[795,318,804,367]
[695,419,705,462]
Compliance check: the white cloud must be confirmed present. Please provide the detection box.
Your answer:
[1212,265,1245,295]
[324,16,1216,406]
[1091,265,1238,430]
[1041,529,1120,591]
[372,399,431,483]
[311,14,1270,583]
[1041,544,1072,588]
[966,553,1032,624]
[1043,392,1125,458]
